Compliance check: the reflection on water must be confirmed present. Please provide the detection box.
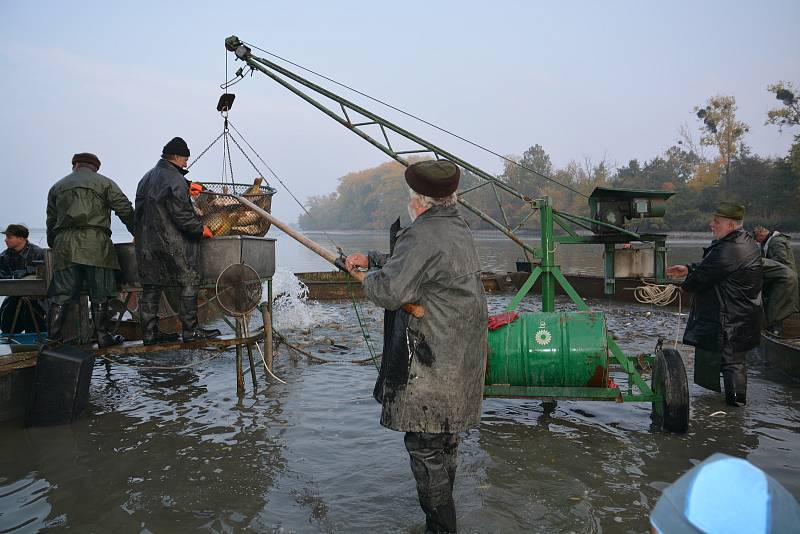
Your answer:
[2,234,799,533]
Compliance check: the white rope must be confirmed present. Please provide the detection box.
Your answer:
[245,319,287,384]
[633,280,683,348]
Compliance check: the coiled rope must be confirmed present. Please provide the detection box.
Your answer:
[633,280,682,348]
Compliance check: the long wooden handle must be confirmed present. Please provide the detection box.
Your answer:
[234,195,425,318]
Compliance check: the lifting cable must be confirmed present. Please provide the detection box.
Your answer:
[241,41,588,199]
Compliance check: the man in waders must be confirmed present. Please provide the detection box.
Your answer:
[134,137,220,345]
[46,153,134,347]
[346,160,488,534]
[666,202,762,407]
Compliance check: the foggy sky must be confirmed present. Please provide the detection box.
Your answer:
[1,1,798,231]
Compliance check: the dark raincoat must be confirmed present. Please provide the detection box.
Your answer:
[134,159,204,287]
[682,228,762,352]
[362,205,488,434]
[46,168,134,271]
[0,243,45,279]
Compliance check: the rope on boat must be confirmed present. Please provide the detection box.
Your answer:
[633,280,683,348]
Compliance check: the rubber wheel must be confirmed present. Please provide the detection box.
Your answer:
[651,348,689,433]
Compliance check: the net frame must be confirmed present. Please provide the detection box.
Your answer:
[215,263,263,316]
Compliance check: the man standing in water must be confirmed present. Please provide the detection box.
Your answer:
[346,160,487,534]
[47,153,135,346]
[666,202,762,407]
[134,137,220,344]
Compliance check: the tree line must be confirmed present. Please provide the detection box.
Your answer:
[298,82,800,232]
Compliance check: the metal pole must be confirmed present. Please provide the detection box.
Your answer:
[539,197,556,312]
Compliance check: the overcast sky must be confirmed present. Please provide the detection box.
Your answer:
[1,1,798,229]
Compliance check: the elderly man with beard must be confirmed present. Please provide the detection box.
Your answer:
[345,160,487,534]
[666,202,762,407]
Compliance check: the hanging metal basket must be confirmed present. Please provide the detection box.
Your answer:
[194,181,277,237]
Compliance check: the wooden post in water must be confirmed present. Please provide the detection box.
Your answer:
[260,303,273,375]
[235,319,245,397]
[246,342,257,390]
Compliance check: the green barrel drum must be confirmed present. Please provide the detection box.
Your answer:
[486,311,609,388]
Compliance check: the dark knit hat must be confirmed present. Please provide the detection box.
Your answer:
[714,201,745,220]
[1,224,29,239]
[405,160,460,198]
[72,152,101,169]
[162,137,190,157]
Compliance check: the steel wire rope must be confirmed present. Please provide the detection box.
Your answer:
[241,41,588,198]
[225,119,346,256]
[220,121,379,366]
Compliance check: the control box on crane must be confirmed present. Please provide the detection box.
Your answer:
[588,187,675,235]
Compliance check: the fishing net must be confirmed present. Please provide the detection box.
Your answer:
[194,181,277,237]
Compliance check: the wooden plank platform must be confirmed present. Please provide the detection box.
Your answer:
[0,332,265,373]
[99,332,264,355]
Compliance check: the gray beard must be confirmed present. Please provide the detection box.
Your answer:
[407,204,417,223]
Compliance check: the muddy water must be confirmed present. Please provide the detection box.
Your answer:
[1,232,799,533]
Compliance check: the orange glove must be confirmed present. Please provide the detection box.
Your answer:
[189,182,205,198]
[202,225,213,238]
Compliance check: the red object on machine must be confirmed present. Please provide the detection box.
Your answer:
[488,311,520,331]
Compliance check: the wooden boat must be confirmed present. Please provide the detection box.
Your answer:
[759,334,800,379]
[295,270,679,307]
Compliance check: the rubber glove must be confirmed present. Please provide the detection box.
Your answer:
[189,182,205,198]
[203,226,214,238]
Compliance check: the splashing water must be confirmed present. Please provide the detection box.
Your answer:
[267,268,332,331]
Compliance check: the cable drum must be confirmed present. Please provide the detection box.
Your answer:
[195,181,276,237]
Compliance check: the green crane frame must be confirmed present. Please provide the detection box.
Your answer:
[223,36,674,408]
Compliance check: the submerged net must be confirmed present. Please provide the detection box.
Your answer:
[194,180,277,237]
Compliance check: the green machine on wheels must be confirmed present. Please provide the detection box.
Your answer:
[222,36,690,433]
[485,196,688,433]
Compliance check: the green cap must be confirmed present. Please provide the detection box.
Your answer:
[714,201,745,220]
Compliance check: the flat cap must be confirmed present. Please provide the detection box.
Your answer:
[714,201,745,220]
[1,224,29,238]
[405,160,460,198]
[72,152,101,169]
[163,137,190,157]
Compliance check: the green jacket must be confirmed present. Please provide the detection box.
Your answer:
[46,168,134,271]
[763,231,797,273]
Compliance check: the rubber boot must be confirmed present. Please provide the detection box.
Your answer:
[179,288,220,343]
[723,366,747,407]
[405,433,458,534]
[139,288,180,346]
[92,301,125,348]
[47,303,67,342]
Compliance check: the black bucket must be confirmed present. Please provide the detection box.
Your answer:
[27,344,95,426]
